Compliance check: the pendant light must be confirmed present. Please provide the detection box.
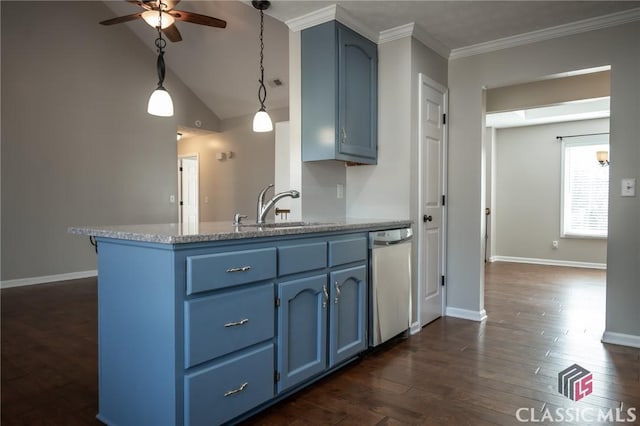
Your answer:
[252,1,273,132]
[148,4,174,117]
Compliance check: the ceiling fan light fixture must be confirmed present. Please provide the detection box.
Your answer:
[141,10,175,29]
[148,86,174,117]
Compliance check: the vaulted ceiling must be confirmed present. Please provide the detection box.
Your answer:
[100,1,640,121]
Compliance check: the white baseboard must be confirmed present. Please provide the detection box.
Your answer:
[490,256,606,270]
[1,270,97,289]
[445,307,487,322]
[601,331,640,349]
[409,321,422,335]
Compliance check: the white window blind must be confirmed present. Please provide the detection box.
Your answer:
[561,136,609,238]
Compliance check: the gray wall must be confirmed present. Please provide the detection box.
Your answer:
[177,108,288,223]
[346,35,448,325]
[493,119,609,264]
[1,1,219,281]
[448,22,639,338]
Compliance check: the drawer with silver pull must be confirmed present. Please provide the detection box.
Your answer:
[185,283,274,368]
[184,343,274,426]
[186,247,276,295]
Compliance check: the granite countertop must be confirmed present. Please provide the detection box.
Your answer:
[68,218,412,244]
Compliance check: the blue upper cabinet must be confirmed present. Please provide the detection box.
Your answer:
[302,21,378,165]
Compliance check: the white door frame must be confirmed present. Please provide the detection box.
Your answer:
[178,153,199,226]
[416,73,448,330]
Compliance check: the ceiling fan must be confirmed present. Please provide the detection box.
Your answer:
[99,0,227,42]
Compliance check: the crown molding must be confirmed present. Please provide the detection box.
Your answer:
[378,22,450,59]
[411,24,451,59]
[285,4,337,32]
[378,22,414,44]
[450,7,640,60]
[284,4,378,43]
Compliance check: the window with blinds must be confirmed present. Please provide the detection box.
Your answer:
[561,136,609,238]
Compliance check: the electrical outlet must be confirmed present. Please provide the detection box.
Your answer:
[337,184,344,199]
[552,240,558,249]
[169,195,176,203]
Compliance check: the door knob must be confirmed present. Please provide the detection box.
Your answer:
[423,215,432,222]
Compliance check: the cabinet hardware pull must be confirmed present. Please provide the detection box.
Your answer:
[341,127,347,144]
[224,318,249,328]
[224,382,248,397]
[334,280,341,304]
[322,284,328,309]
[226,266,251,273]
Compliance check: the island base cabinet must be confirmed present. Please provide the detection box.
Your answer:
[184,343,274,426]
[329,265,367,367]
[277,275,328,393]
[276,262,368,394]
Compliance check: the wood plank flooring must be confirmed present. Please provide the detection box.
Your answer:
[2,263,638,425]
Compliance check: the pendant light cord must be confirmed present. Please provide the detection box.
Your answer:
[257,9,267,111]
[154,19,167,88]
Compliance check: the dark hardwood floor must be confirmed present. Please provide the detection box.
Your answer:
[2,263,638,425]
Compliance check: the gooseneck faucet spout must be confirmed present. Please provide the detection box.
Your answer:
[256,184,300,224]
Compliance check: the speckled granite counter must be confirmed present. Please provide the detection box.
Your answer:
[68,218,412,244]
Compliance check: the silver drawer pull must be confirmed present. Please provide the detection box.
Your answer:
[224,318,249,328]
[224,382,248,397]
[226,266,251,273]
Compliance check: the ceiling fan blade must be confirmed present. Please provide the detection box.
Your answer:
[99,12,142,26]
[162,24,183,42]
[170,10,227,28]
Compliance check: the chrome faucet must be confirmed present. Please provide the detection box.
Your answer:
[256,184,300,225]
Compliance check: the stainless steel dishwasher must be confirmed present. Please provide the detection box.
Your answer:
[369,227,413,347]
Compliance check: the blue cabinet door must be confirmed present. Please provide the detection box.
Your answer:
[329,264,367,367]
[277,275,328,392]
[301,21,377,165]
[338,25,377,162]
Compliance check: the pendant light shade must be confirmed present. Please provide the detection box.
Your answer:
[253,109,273,132]
[148,86,174,117]
[252,1,272,133]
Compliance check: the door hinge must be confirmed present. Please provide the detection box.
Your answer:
[442,194,446,206]
[179,201,184,206]
[179,167,183,172]
[441,275,445,287]
[275,297,280,308]
[275,371,280,382]
[442,113,446,125]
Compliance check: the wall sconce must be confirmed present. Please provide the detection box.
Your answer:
[596,151,609,166]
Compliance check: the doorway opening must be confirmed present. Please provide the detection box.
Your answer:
[178,154,199,232]
[483,67,610,333]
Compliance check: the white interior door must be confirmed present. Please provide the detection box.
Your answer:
[179,156,199,232]
[418,74,447,327]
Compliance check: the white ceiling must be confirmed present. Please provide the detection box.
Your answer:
[101,1,640,121]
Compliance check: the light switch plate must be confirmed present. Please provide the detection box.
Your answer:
[621,178,636,197]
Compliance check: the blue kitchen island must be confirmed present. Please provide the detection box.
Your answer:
[70,219,411,426]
